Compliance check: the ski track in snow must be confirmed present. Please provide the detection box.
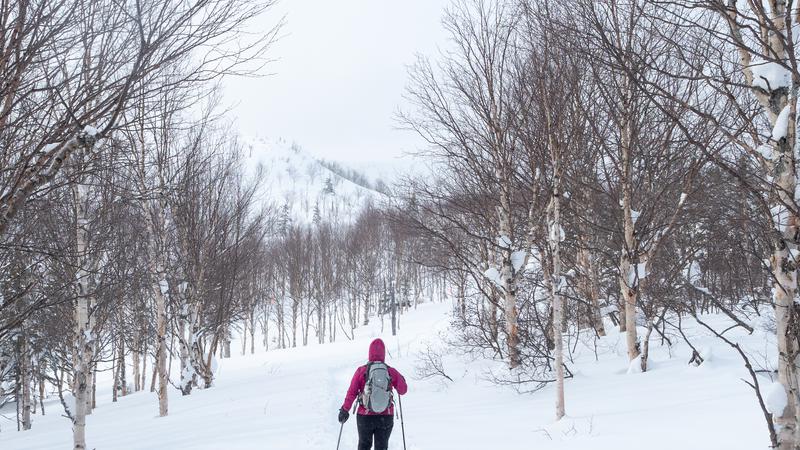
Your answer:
[0,302,773,449]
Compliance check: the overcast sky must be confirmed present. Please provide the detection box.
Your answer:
[222,1,452,163]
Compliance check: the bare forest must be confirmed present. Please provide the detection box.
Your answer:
[1,0,799,449]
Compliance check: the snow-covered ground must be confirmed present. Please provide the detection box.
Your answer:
[0,302,771,449]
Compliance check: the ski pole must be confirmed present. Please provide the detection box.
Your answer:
[398,395,407,450]
[336,421,344,450]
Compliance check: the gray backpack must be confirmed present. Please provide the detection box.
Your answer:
[360,362,392,413]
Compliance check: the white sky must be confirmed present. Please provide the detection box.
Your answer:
[222,1,452,163]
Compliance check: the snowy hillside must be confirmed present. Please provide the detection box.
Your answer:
[243,137,388,225]
[0,302,770,449]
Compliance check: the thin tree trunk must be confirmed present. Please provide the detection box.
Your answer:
[547,129,566,420]
[498,186,520,369]
[241,320,247,356]
[90,367,96,411]
[620,113,639,363]
[112,347,118,403]
[640,318,655,373]
[132,349,140,392]
[250,311,256,354]
[578,246,605,336]
[154,275,169,416]
[20,334,31,430]
[118,338,127,397]
[38,372,45,416]
[150,360,157,393]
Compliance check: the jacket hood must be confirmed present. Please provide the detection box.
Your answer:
[368,338,385,362]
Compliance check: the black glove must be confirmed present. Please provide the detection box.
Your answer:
[338,408,349,424]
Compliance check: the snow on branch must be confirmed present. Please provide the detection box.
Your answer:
[750,60,791,92]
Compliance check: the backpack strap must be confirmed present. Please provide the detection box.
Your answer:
[363,362,374,383]
[358,362,373,408]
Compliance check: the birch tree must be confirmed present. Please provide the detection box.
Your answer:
[648,0,800,446]
[576,0,706,371]
[402,0,542,369]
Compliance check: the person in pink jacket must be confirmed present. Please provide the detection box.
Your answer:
[338,338,408,450]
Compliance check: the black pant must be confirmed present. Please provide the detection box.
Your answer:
[356,414,394,450]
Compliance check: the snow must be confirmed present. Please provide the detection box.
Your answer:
[692,285,712,295]
[181,365,196,381]
[243,137,385,225]
[0,303,774,450]
[159,279,169,296]
[766,382,788,415]
[626,355,643,374]
[511,250,527,273]
[685,260,714,294]
[772,204,789,231]
[549,224,565,243]
[83,125,100,137]
[686,261,702,284]
[484,267,503,287]
[498,234,512,249]
[600,304,618,315]
[756,144,775,161]
[679,192,688,205]
[772,105,792,141]
[557,275,568,292]
[627,262,648,286]
[751,60,791,92]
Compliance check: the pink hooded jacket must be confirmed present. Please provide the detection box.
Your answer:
[341,338,408,416]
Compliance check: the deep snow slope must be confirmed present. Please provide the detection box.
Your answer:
[243,137,387,225]
[0,302,772,449]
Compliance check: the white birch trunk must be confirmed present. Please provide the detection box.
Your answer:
[72,179,93,450]
[177,287,200,396]
[178,304,190,395]
[132,350,140,392]
[153,272,169,417]
[498,184,520,369]
[548,162,566,420]
[619,116,640,363]
[20,334,31,430]
[578,246,605,336]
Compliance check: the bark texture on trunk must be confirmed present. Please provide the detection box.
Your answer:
[153,273,169,417]
[549,167,566,420]
[578,246,605,337]
[619,112,640,363]
[498,182,520,369]
[72,179,93,450]
[19,334,31,430]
